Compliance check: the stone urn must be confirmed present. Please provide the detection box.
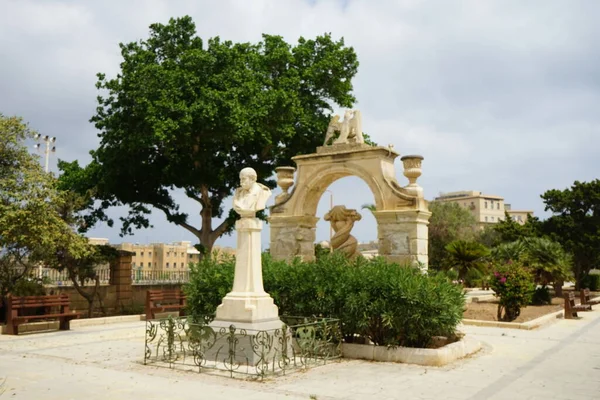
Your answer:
[275,166,295,204]
[400,155,423,196]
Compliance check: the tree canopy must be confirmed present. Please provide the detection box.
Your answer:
[0,114,69,297]
[428,201,478,269]
[60,16,360,254]
[541,179,600,287]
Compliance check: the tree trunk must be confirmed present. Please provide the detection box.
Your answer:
[553,281,564,298]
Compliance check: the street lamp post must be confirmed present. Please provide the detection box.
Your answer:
[33,134,56,173]
[325,189,334,253]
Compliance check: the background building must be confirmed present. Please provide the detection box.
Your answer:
[111,241,235,271]
[433,190,533,225]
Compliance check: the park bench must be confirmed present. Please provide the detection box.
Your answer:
[580,288,600,307]
[4,294,81,335]
[145,289,186,320]
[564,292,591,319]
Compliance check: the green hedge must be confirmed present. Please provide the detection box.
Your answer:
[185,253,465,348]
[583,274,600,291]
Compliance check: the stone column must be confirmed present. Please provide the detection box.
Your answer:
[214,218,279,327]
[110,250,134,310]
[373,209,431,270]
[268,215,319,262]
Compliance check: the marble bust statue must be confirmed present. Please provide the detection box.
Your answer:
[233,167,272,217]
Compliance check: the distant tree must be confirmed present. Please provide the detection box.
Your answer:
[444,240,490,282]
[60,16,360,256]
[541,180,600,289]
[428,202,478,269]
[493,211,541,244]
[521,237,572,297]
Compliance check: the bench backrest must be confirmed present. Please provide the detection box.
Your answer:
[580,288,591,302]
[564,292,576,309]
[8,294,70,309]
[147,290,185,303]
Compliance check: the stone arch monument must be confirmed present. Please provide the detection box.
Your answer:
[268,110,432,268]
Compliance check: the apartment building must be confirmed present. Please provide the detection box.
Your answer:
[433,191,533,225]
[112,241,235,271]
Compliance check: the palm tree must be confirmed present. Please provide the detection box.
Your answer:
[521,237,572,297]
[491,241,526,263]
[445,240,490,283]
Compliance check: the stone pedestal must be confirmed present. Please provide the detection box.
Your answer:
[215,218,280,326]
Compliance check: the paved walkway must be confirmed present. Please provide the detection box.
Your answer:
[1,310,599,400]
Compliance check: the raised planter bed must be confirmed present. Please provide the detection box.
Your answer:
[341,336,481,366]
[462,309,564,330]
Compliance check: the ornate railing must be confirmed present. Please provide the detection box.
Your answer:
[143,315,342,379]
[40,268,111,287]
[132,270,190,285]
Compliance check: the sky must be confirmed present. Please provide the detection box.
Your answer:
[1,0,599,249]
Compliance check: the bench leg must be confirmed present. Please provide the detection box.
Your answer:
[59,318,71,331]
[6,323,17,335]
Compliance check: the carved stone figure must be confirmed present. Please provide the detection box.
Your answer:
[215,167,280,328]
[323,109,364,145]
[324,205,362,258]
[233,167,272,217]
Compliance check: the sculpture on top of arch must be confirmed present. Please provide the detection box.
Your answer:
[268,110,431,269]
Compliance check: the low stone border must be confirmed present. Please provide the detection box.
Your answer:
[341,335,481,366]
[462,309,565,330]
[1,314,145,334]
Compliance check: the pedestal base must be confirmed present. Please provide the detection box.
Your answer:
[214,293,280,323]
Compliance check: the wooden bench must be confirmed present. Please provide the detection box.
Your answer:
[564,292,592,319]
[5,294,81,335]
[145,289,186,320]
[580,288,600,307]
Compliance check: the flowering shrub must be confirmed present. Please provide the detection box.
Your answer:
[490,262,535,321]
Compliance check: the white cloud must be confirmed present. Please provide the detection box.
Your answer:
[1,0,599,247]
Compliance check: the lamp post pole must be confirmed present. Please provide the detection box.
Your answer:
[325,189,334,253]
[33,134,56,173]
[33,135,56,278]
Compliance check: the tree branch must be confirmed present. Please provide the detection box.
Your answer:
[154,204,201,238]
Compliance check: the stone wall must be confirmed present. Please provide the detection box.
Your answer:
[52,283,185,317]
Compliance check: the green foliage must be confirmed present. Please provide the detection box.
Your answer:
[491,238,572,288]
[61,16,360,254]
[185,253,465,348]
[541,180,600,288]
[0,114,73,297]
[490,262,535,321]
[428,202,478,269]
[444,240,490,283]
[11,277,46,297]
[530,286,552,306]
[493,212,541,244]
[582,274,600,291]
[464,267,483,288]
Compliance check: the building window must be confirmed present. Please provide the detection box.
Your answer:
[497,203,500,210]
[166,263,170,268]
[181,252,185,257]
[485,202,488,209]
[140,262,144,267]
[518,216,523,222]
[485,216,488,222]
[149,252,152,257]
[154,262,157,267]
[490,216,494,221]
[181,263,184,267]
[141,251,144,256]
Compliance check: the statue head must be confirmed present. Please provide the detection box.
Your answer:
[324,205,362,232]
[239,167,257,190]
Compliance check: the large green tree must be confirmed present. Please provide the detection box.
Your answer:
[61,16,359,254]
[0,114,68,299]
[541,180,600,288]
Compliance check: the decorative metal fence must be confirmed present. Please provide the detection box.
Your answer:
[40,268,111,287]
[131,270,190,285]
[143,316,342,379]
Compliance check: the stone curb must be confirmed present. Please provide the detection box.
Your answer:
[341,335,481,366]
[1,314,145,334]
[462,308,565,330]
